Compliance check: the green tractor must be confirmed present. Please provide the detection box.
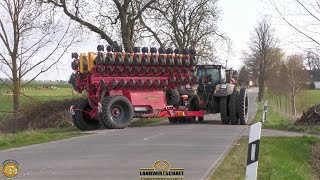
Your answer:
[171,65,249,125]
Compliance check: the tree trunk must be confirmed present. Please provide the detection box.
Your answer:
[258,77,264,102]
[12,56,20,119]
[285,96,288,113]
[291,95,296,116]
[13,79,20,118]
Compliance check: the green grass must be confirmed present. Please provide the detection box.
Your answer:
[130,118,166,127]
[211,137,248,180]
[0,118,166,150]
[0,127,85,150]
[251,102,320,134]
[211,136,320,180]
[0,82,81,112]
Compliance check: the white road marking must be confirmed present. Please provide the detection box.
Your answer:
[143,133,165,141]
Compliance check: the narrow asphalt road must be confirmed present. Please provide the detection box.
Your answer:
[0,88,258,180]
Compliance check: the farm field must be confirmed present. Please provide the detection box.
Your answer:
[0,82,81,112]
[265,90,320,114]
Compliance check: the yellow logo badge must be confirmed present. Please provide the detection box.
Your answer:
[2,160,19,178]
[154,160,171,171]
[139,160,184,180]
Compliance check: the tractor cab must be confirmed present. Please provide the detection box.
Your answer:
[196,65,229,94]
[196,65,226,85]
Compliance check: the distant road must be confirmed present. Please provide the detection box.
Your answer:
[0,88,258,180]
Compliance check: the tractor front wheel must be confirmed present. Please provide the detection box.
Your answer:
[238,88,249,125]
[220,97,230,124]
[229,89,238,125]
[72,99,100,131]
[102,95,134,129]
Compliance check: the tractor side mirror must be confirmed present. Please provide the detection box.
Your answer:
[226,70,233,83]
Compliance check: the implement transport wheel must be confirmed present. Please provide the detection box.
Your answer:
[72,99,100,131]
[102,95,134,129]
[220,97,230,124]
[229,89,238,125]
[168,117,179,124]
[166,89,180,106]
[183,117,196,123]
[238,88,249,125]
[176,96,199,124]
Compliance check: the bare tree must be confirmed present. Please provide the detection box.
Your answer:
[286,55,310,116]
[43,0,157,48]
[306,51,320,70]
[0,0,76,117]
[238,66,250,86]
[243,18,283,101]
[139,0,229,64]
[269,0,320,49]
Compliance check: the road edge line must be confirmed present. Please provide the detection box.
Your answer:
[202,127,248,180]
[203,90,258,180]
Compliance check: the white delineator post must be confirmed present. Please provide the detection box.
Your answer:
[262,100,268,123]
[245,122,262,180]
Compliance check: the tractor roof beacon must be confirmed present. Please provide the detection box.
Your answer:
[69,45,249,130]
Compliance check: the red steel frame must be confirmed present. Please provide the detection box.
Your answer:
[73,52,205,120]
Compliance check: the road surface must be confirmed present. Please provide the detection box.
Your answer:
[0,88,258,180]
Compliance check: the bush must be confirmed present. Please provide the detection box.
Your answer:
[309,82,315,90]
[0,98,81,133]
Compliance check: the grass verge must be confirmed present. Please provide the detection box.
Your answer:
[211,136,320,180]
[0,118,166,150]
[251,102,320,134]
[0,127,84,150]
[130,118,166,127]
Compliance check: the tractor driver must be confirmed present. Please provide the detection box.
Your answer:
[201,73,207,84]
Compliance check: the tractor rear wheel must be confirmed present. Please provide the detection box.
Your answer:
[220,97,230,124]
[238,88,249,125]
[72,99,100,131]
[102,95,134,129]
[166,89,180,106]
[229,89,238,125]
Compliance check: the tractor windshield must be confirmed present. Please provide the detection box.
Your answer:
[197,68,220,84]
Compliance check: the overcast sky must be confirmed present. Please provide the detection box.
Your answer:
[4,0,311,81]
[219,0,264,70]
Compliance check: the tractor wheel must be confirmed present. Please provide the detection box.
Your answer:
[71,102,81,129]
[190,96,200,123]
[102,95,134,129]
[198,116,204,122]
[72,99,100,131]
[166,89,180,106]
[229,89,238,125]
[220,97,230,124]
[238,88,249,125]
[172,96,199,124]
[168,117,179,124]
[184,117,196,123]
[98,96,110,129]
